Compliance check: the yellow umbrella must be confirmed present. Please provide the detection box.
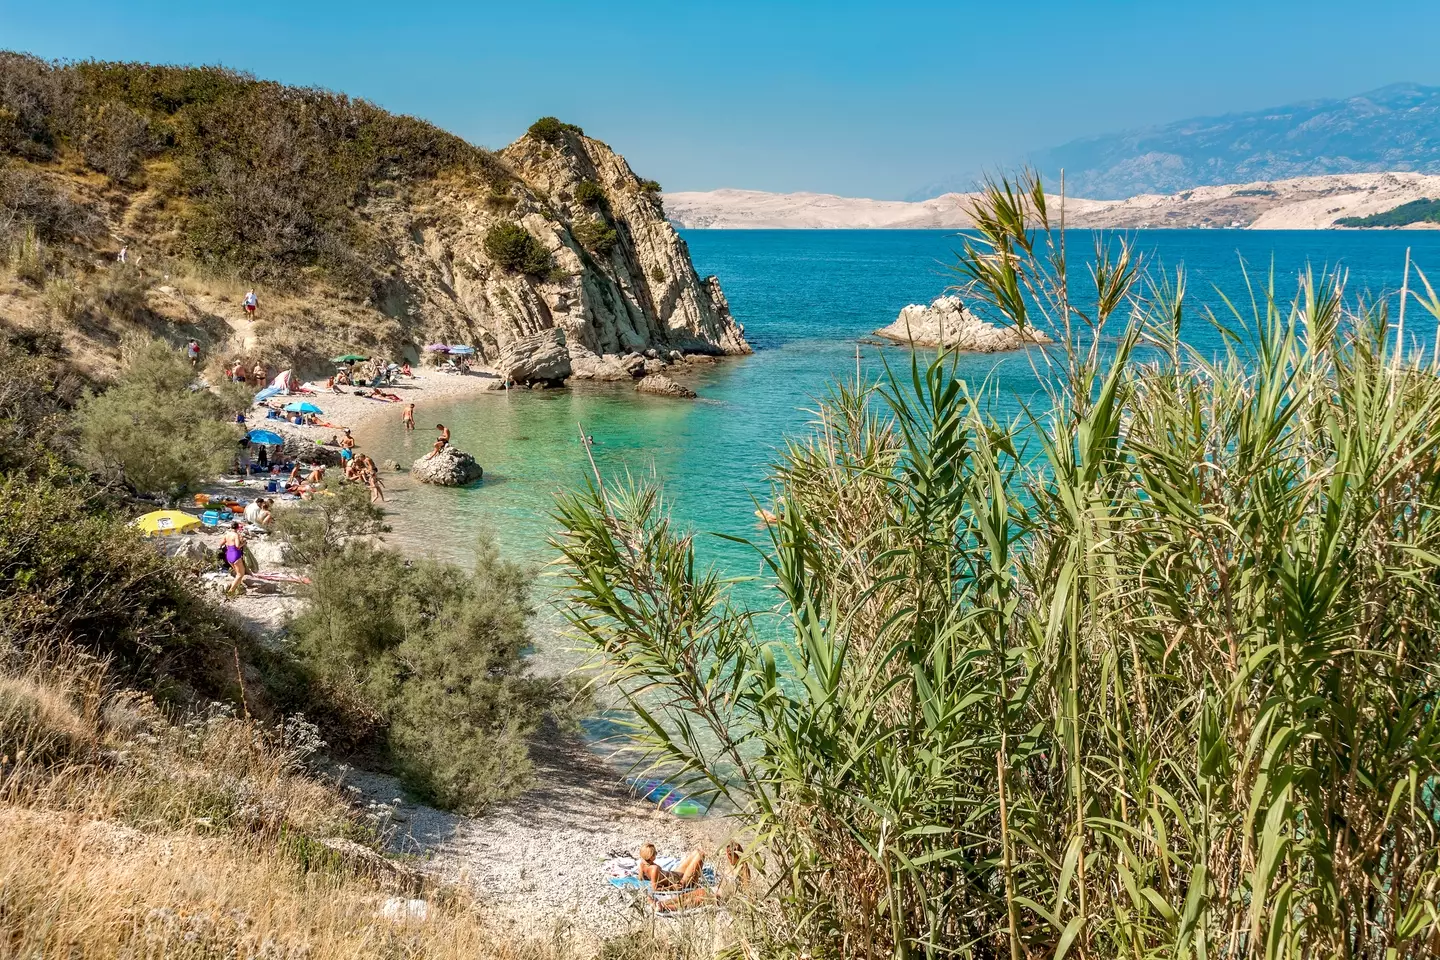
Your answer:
[133,510,201,537]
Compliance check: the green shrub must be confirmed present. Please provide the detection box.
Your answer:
[571,216,617,256]
[78,102,152,181]
[288,536,572,812]
[0,470,242,677]
[648,265,665,283]
[75,336,243,495]
[273,482,387,568]
[638,178,661,195]
[0,164,102,242]
[526,116,583,144]
[482,222,553,276]
[573,179,604,206]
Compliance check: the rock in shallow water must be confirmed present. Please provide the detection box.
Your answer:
[410,447,484,486]
[635,373,697,399]
[874,295,1052,352]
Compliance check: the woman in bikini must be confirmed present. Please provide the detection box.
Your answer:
[636,842,705,892]
[222,522,247,597]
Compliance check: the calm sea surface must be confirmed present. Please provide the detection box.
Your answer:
[354,230,1440,621]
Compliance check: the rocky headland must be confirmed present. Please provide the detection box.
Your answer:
[0,57,749,384]
[874,296,1052,351]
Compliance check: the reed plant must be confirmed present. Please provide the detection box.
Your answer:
[553,173,1440,958]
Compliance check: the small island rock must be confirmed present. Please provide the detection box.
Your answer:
[874,296,1052,352]
[636,373,697,399]
[410,447,484,486]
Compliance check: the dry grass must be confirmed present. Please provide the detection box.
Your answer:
[0,646,729,959]
[0,648,554,959]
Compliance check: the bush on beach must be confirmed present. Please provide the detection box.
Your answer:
[75,335,246,496]
[285,531,576,812]
[555,172,1440,957]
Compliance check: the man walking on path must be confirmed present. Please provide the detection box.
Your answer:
[243,290,258,316]
[186,339,200,368]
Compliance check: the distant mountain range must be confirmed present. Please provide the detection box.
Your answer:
[908,83,1440,201]
[664,172,1440,230]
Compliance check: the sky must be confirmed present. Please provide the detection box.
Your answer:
[4,0,1439,199]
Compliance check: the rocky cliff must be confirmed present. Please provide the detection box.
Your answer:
[367,127,750,377]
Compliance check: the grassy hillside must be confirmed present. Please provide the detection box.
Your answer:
[0,53,507,287]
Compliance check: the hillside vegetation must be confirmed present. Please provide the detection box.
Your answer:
[1337,196,1440,227]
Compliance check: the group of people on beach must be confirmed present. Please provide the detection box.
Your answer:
[338,430,387,504]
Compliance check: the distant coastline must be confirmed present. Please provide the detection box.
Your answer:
[665,172,1440,231]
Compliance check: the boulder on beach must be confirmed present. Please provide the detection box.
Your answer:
[636,374,697,399]
[280,436,344,467]
[410,447,484,486]
[499,328,571,385]
[874,295,1052,352]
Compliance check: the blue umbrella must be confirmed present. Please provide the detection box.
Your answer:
[448,345,475,356]
[284,401,323,414]
[247,429,285,446]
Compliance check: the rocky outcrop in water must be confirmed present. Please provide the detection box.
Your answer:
[874,296,1052,352]
[410,447,484,486]
[636,373,697,399]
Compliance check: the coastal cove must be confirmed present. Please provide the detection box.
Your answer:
[355,228,1440,591]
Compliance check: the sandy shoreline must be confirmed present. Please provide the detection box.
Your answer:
[248,366,505,443]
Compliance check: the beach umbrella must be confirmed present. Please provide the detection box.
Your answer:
[330,353,369,363]
[423,343,451,352]
[284,401,324,414]
[247,429,285,446]
[448,345,475,355]
[133,510,201,537]
[253,385,281,404]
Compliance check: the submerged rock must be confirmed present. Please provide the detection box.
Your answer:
[636,373,697,399]
[410,447,484,486]
[874,295,1052,352]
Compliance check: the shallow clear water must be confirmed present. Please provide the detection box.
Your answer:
[355,229,1440,602]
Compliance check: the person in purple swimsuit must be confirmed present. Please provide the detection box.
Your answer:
[222,522,247,597]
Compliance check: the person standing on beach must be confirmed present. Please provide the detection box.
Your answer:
[222,522,247,597]
[253,361,266,386]
[402,403,415,432]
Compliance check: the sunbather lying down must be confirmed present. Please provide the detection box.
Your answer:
[635,842,749,912]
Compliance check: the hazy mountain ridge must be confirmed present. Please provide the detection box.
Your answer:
[664,172,1440,230]
[910,83,1440,201]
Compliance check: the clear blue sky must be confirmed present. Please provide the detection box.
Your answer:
[3,0,1437,199]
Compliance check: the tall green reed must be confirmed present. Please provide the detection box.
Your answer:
[552,174,1440,959]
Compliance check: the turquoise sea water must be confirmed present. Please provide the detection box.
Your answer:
[355,230,1440,602]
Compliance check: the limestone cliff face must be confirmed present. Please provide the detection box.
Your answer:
[360,128,749,378]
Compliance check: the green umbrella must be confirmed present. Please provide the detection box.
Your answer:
[330,353,370,363]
